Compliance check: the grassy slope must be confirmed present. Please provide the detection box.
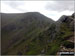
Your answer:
[2,13,74,55]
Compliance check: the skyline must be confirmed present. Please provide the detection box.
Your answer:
[1,1,74,21]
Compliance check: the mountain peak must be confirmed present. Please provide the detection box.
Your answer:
[72,12,75,18]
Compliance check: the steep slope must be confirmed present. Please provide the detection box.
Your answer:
[1,12,54,55]
[1,12,74,55]
[55,13,74,54]
[38,13,74,55]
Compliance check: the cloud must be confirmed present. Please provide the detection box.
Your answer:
[46,1,74,12]
[1,1,22,13]
[1,1,74,21]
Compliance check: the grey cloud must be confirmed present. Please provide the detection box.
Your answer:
[3,1,24,8]
[46,1,74,12]
[3,1,26,11]
[1,0,74,12]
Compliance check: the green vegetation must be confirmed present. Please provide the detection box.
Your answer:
[3,22,73,55]
[1,12,74,55]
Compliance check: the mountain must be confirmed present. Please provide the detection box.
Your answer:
[55,13,74,53]
[1,12,74,55]
[36,13,74,55]
[1,12,54,55]
[57,13,74,31]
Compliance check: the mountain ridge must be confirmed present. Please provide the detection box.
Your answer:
[1,12,74,55]
[1,12,54,54]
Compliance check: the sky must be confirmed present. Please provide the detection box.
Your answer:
[1,0,74,21]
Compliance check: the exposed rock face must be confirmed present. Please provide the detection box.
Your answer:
[72,13,75,18]
[57,13,74,31]
[56,13,74,54]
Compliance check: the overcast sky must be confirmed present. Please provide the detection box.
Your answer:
[1,0,74,21]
